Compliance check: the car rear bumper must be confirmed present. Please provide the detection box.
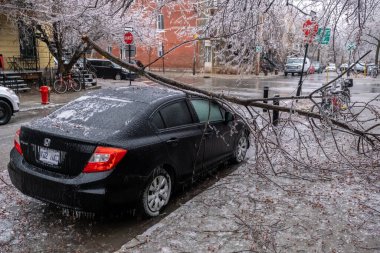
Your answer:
[284,68,304,73]
[8,149,144,212]
[121,72,138,80]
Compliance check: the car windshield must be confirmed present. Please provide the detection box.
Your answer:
[287,58,303,64]
[313,62,320,67]
[329,63,336,67]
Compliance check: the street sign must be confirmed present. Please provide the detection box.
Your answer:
[303,19,319,43]
[317,28,331,44]
[255,46,262,53]
[125,27,133,32]
[124,32,134,45]
[346,42,356,51]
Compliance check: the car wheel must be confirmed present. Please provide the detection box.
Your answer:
[115,73,121,80]
[233,132,249,163]
[291,73,295,76]
[0,100,12,125]
[141,167,172,217]
[284,72,288,76]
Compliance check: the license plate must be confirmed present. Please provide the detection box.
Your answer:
[39,147,60,165]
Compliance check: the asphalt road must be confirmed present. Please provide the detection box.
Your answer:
[0,72,379,252]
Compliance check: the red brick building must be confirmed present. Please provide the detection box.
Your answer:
[136,2,198,72]
[93,1,199,72]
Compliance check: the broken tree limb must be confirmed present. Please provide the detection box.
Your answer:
[81,36,379,144]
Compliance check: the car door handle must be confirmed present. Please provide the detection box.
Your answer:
[166,138,179,146]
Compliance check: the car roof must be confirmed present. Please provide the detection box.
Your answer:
[91,86,185,104]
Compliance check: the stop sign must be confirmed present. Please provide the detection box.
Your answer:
[302,19,318,42]
[124,32,134,45]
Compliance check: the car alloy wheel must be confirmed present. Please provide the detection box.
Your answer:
[234,133,249,163]
[115,73,121,80]
[142,168,172,217]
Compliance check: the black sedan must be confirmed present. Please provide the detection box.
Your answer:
[8,86,249,217]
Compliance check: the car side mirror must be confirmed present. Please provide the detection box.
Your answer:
[225,111,234,123]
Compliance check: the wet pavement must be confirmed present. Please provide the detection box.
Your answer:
[158,71,380,98]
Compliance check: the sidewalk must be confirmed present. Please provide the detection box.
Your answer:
[16,85,101,112]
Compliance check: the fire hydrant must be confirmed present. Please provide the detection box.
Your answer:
[39,86,50,105]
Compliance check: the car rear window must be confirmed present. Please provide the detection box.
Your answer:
[48,95,145,130]
[151,112,165,129]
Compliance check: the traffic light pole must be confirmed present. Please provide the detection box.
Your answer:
[296,43,309,97]
[128,45,131,86]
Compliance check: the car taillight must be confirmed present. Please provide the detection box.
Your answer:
[83,146,127,173]
[14,129,23,155]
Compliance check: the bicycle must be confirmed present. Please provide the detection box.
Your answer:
[53,73,81,94]
[310,83,351,129]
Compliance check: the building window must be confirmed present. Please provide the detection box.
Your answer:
[157,42,164,57]
[121,45,136,60]
[205,46,212,63]
[18,22,37,59]
[107,46,112,54]
[120,48,126,59]
[157,14,164,31]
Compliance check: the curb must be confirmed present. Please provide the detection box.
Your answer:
[19,103,66,112]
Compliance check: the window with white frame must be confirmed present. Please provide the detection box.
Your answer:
[120,47,126,59]
[121,45,136,59]
[157,14,164,31]
[107,46,112,54]
[205,46,212,63]
[157,42,164,57]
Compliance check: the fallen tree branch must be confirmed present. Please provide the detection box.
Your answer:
[81,36,378,145]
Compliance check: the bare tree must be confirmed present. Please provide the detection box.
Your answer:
[0,0,157,73]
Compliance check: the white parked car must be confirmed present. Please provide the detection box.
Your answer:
[284,57,311,76]
[325,63,337,72]
[0,86,20,125]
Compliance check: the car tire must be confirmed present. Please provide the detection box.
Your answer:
[115,73,121,80]
[141,167,172,217]
[232,132,249,164]
[284,72,288,76]
[0,100,12,125]
[291,73,295,76]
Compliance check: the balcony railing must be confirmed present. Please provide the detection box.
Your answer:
[6,56,40,71]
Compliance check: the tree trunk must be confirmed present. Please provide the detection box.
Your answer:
[376,41,380,66]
